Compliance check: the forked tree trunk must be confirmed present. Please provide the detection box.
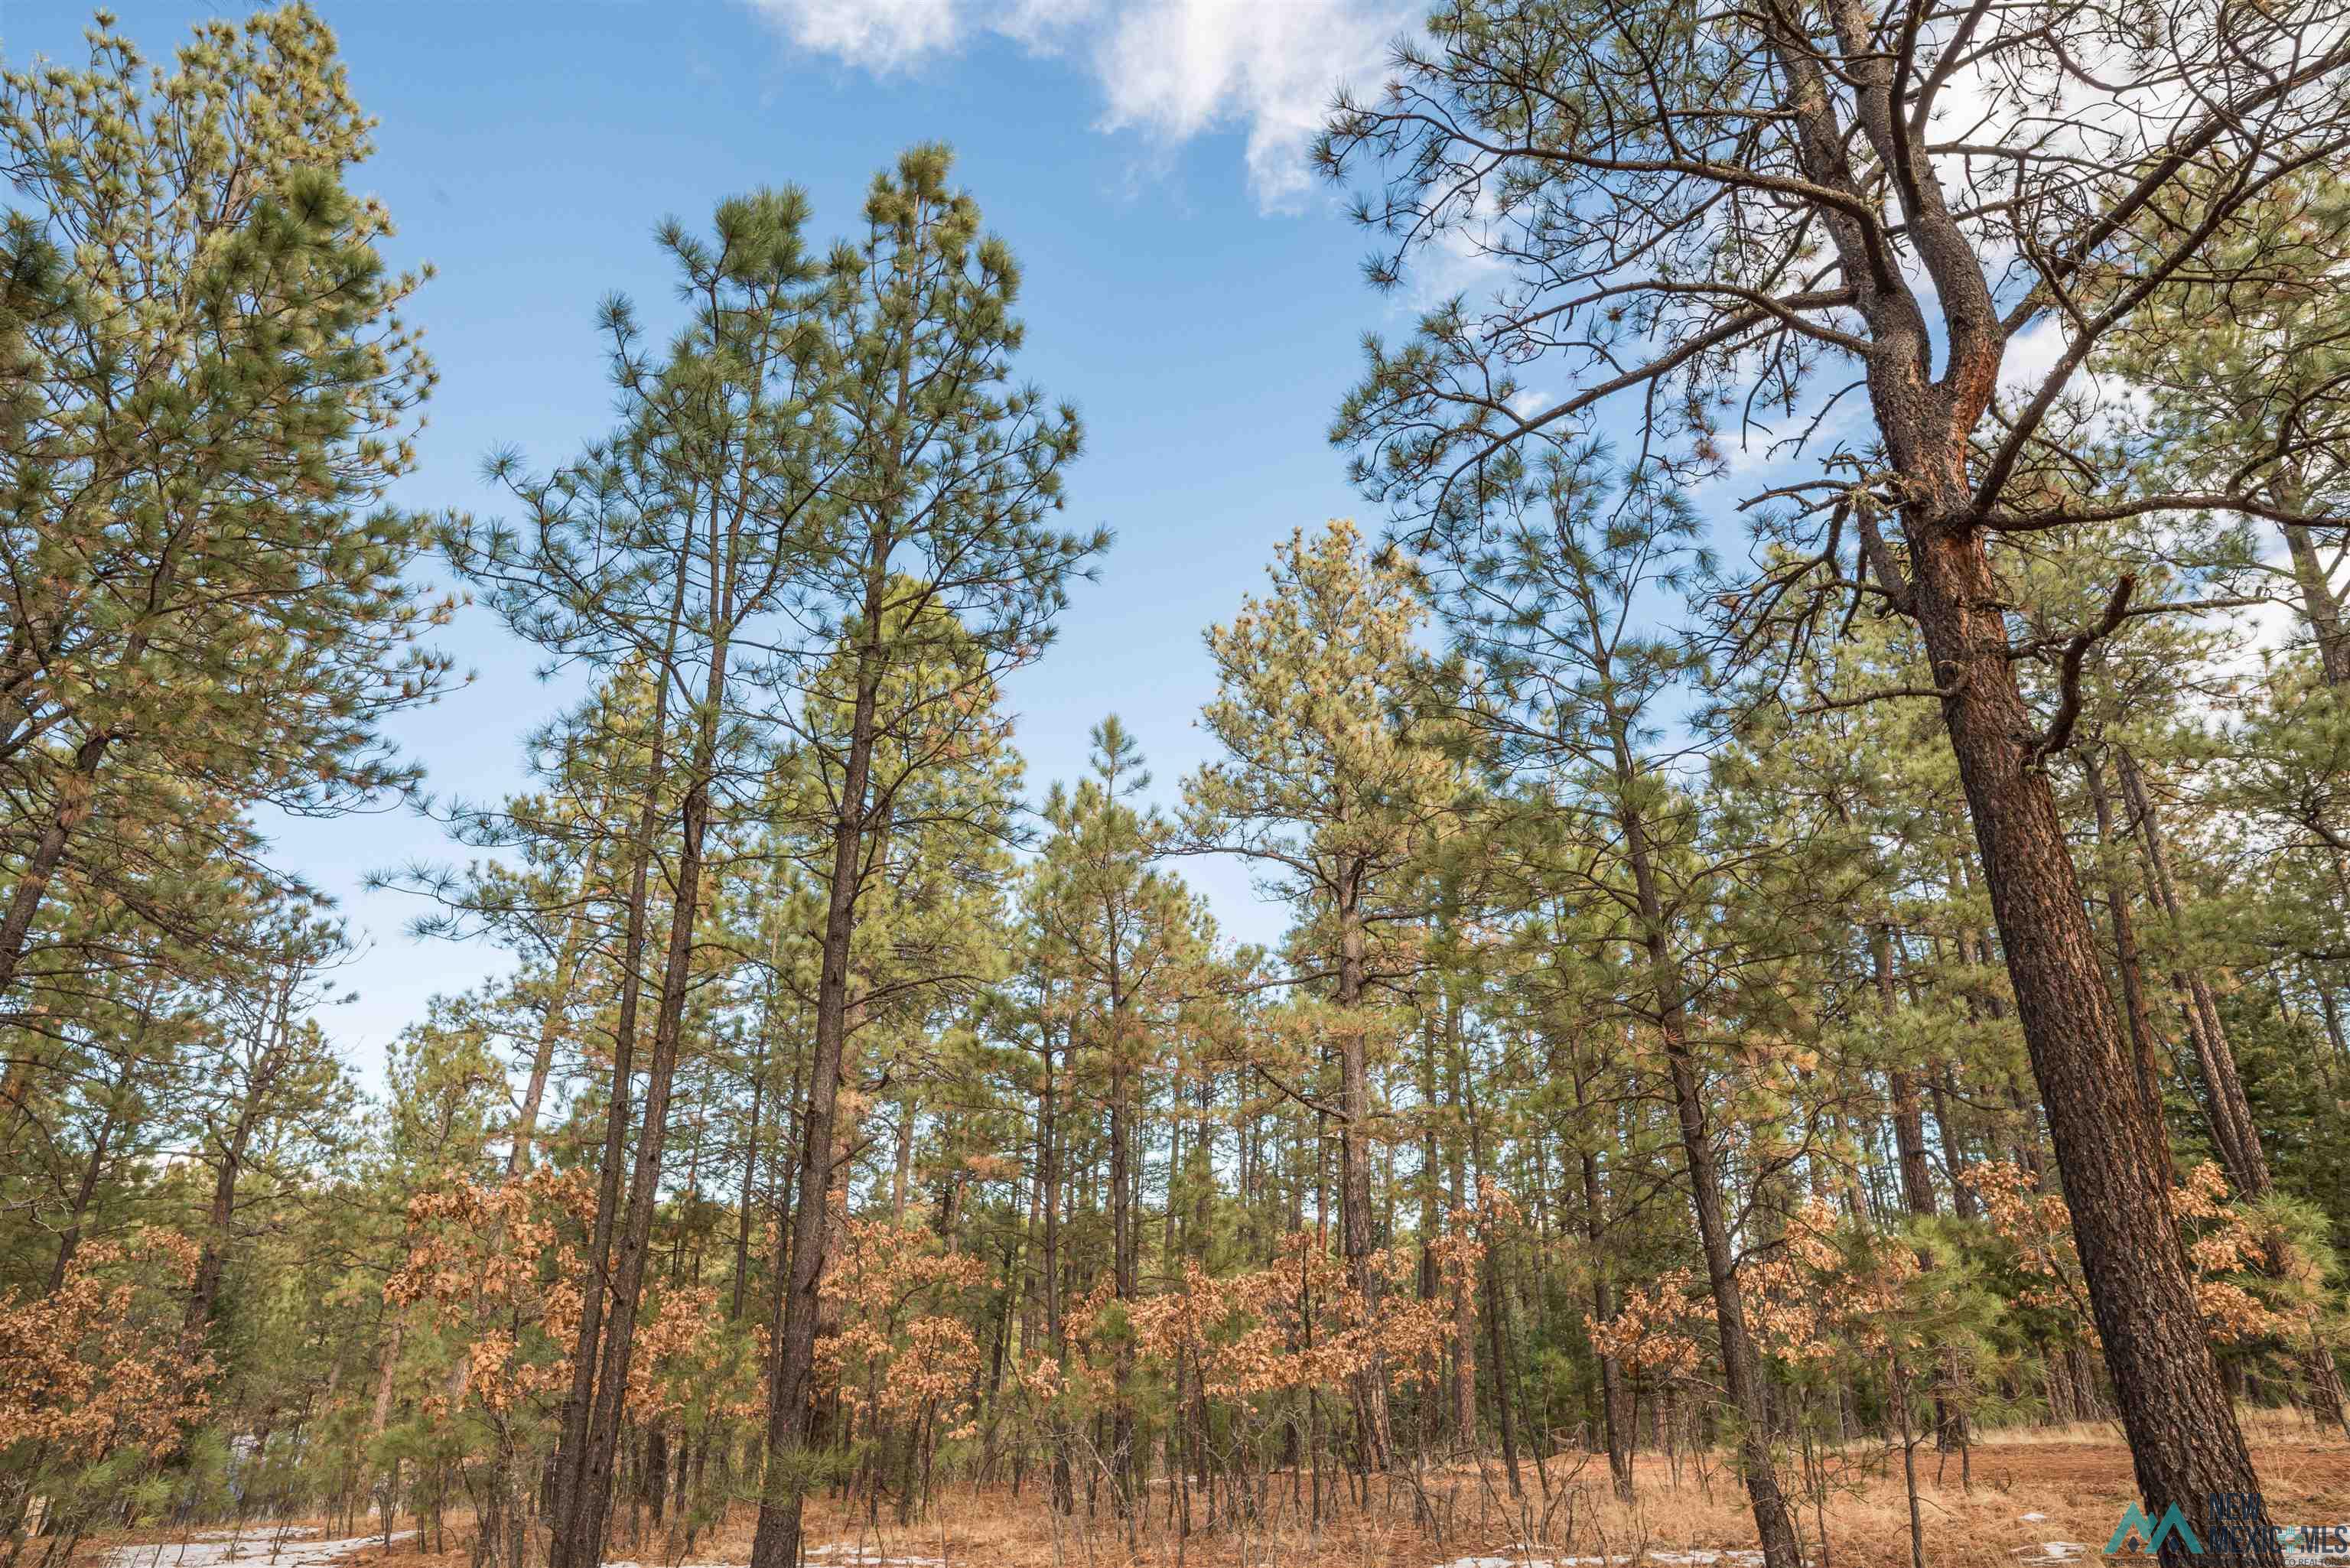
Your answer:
[558,516,739,1567]
[1762,0,2275,1542]
[548,569,688,1568]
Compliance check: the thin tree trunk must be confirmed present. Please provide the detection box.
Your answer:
[2084,750,2172,1167]
[548,562,688,1568]
[0,731,109,1065]
[1572,1066,1635,1502]
[1333,870,1392,1472]
[751,581,886,1568]
[2115,747,2268,1197]
[509,909,591,1177]
[1613,750,1801,1568]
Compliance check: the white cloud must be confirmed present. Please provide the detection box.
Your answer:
[738,0,1410,210]
[1089,0,1405,208]
[744,0,962,70]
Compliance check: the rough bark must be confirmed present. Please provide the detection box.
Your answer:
[1756,0,2277,1532]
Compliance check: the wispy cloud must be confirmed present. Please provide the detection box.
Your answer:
[737,0,1411,210]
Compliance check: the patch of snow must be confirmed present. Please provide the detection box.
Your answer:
[2013,1544,2088,1565]
[104,1533,414,1568]
[803,1547,945,1568]
[1434,1551,1765,1568]
[2017,1514,2048,1523]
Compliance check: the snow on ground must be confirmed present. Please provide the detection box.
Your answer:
[103,1532,415,1568]
[802,1547,944,1567]
[1435,1550,1765,1568]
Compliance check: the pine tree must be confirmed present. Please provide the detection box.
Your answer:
[0,8,451,1056]
[749,145,1100,1568]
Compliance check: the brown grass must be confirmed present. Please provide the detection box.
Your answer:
[75,1417,2350,1568]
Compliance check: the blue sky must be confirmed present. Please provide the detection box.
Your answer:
[5,0,1438,1068]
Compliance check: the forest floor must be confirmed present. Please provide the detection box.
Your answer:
[76,1421,2350,1568]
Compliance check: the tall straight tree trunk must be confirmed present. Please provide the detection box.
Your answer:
[1466,1092,1521,1501]
[549,565,688,1568]
[1417,1013,1442,1310]
[751,571,886,1568]
[1445,1026,1479,1448]
[1571,1067,1635,1502]
[1108,1036,1138,1511]
[1332,870,1392,1472]
[1873,926,1939,1217]
[1611,734,1800,1568]
[571,547,742,1563]
[732,1072,765,1323]
[2116,756,2347,1432]
[1040,1015,1073,1514]
[1928,1069,1980,1221]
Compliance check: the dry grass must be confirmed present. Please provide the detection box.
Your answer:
[73,1416,2350,1568]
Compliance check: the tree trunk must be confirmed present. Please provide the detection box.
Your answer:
[2280,501,2350,687]
[750,589,885,1568]
[2115,748,2268,1198]
[548,564,688,1568]
[562,551,740,1566]
[2084,750,2173,1167]
[1900,516,2268,1561]
[1615,756,1800,1568]
[509,909,590,1177]
[1333,868,1392,1472]
[0,731,109,1063]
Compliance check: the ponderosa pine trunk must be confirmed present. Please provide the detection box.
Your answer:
[0,731,110,1115]
[509,909,590,1178]
[1900,516,2268,1560]
[1445,1026,1478,1448]
[750,574,884,1568]
[1874,928,1940,1218]
[2114,748,2269,1198]
[1575,1105,1634,1501]
[1761,0,2277,1531]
